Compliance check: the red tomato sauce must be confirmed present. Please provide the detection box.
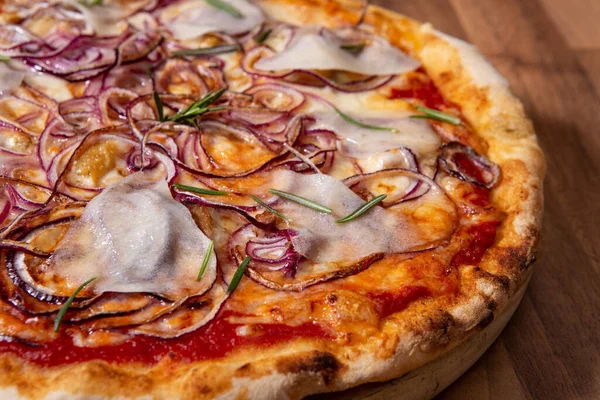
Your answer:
[451,221,499,268]
[0,312,329,367]
[367,286,431,318]
[462,185,491,208]
[389,76,447,110]
[453,152,487,185]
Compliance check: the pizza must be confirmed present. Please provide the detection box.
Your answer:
[0,0,545,399]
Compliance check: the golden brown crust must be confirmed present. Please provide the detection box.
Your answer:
[0,1,545,399]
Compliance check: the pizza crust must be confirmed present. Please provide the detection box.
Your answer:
[0,1,545,399]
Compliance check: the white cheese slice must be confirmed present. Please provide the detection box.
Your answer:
[64,0,129,36]
[46,172,217,300]
[161,0,265,40]
[309,106,441,158]
[254,28,420,75]
[269,170,453,264]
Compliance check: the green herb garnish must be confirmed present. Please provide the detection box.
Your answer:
[166,88,227,124]
[410,105,462,125]
[256,28,272,43]
[228,256,251,294]
[340,42,365,55]
[173,183,228,196]
[334,107,398,133]
[198,240,214,280]
[336,194,387,223]
[205,0,244,18]
[251,195,290,221]
[79,0,103,6]
[268,189,332,214]
[153,91,165,122]
[0,55,11,62]
[54,277,97,332]
[171,44,240,57]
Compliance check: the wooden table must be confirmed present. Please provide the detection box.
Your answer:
[367,1,600,398]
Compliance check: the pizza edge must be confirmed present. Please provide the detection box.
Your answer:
[0,1,545,399]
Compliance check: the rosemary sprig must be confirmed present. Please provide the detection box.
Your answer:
[268,189,332,214]
[205,0,244,18]
[410,105,462,125]
[228,256,251,294]
[256,28,272,43]
[336,194,387,223]
[198,240,214,280]
[334,107,398,133]
[171,44,240,57]
[251,195,290,221]
[54,277,97,332]
[166,88,227,124]
[340,42,365,55]
[173,183,228,196]
[0,55,11,62]
[79,0,103,6]
[153,91,165,122]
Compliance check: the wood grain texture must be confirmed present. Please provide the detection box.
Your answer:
[371,0,600,399]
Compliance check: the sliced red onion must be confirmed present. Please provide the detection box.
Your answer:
[102,62,155,94]
[158,120,282,178]
[228,222,385,291]
[5,184,44,211]
[244,83,306,112]
[343,168,436,207]
[58,96,101,132]
[98,88,139,126]
[1,239,51,258]
[0,123,35,156]
[438,142,500,189]
[25,35,123,81]
[229,224,301,276]
[13,6,85,59]
[0,25,42,55]
[118,30,163,64]
[153,58,225,95]
[38,119,80,173]
[64,292,155,322]
[129,282,228,338]
[2,205,102,307]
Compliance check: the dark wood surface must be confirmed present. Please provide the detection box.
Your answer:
[370,1,600,399]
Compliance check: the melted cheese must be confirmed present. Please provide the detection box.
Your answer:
[161,0,265,40]
[432,30,508,88]
[44,172,217,299]
[254,28,420,75]
[0,62,25,94]
[268,170,452,264]
[25,72,74,102]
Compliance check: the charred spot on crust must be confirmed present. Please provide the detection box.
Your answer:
[279,351,340,385]
[417,311,456,351]
[234,363,254,378]
[326,293,338,305]
[430,311,455,336]
[477,310,494,328]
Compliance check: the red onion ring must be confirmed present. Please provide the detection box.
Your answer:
[438,142,500,189]
[25,35,124,81]
[343,168,438,207]
[118,30,163,65]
